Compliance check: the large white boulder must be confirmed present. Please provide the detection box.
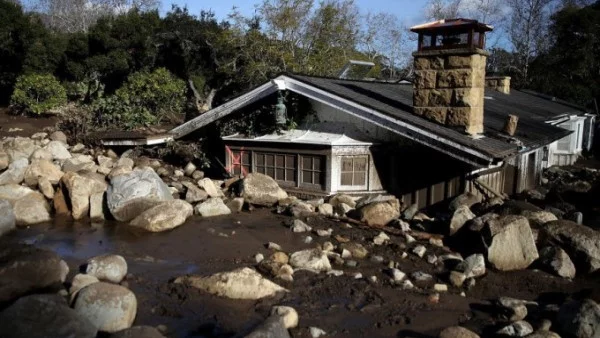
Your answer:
[3,137,38,162]
[23,159,64,186]
[542,220,600,273]
[356,197,401,228]
[0,199,16,236]
[197,178,220,198]
[0,184,35,204]
[194,198,231,217]
[62,154,97,173]
[539,246,576,279]
[85,254,128,283]
[107,168,173,222]
[174,267,287,300]
[129,200,193,232]
[0,158,29,185]
[44,140,72,161]
[486,215,538,271]
[73,282,137,333]
[62,172,107,220]
[13,192,52,226]
[289,249,332,273]
[449,205,476,235]
[242,173,288,207]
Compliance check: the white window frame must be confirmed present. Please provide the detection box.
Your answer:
[339,155,369,190]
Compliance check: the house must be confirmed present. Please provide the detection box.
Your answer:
[103,19,594,208]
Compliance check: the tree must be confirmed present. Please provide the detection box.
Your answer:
[361,12,409,79]
[425,0,463,19]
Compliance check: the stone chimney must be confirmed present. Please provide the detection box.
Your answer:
[411,19,493,136]
[485,76,511,94]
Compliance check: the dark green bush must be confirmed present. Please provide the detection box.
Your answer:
[10,73,67,115]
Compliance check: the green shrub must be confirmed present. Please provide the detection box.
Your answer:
[10,73,67,115]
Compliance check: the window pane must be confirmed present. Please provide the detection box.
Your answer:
[286,169,295,181]
[354,157,367,172]
[314,172,322,185]
[256,154,264,166]
[241,152,250,165]
[266,167,275,178]
[302,157,312,170]
[302,170,312,183]
[341,173,353,186]
[242,165,250,174]
[266,155,274,166]
[354,172,366,185]
[276,155,284,167]
[233,166,240,175]
[276,168,285,180]
[286,155,296,168]
[313,157,322,170]
[341,158,353,172]
[257,167,265,174]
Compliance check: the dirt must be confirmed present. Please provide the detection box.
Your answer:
[0,108,59,139]
[1,209,599,338]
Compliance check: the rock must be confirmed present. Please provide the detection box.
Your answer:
[195,197,231,217]
[182,181,208,203]
[449,192,482,211]
[541,220,600,273]
[255,253,264,264]
[0,294,97,338]
[538,246,576,279]
[0,245,69,303]
[340,242,368,259]
[108,165,132,179]
[310,327,326,338]
[289,249,331,272]
[13,192,51,225]
[69,274,100,303]
[557,299,600,338]
[38,176,55,199]
[286,201,314,217]
[109,326,166,338]
[174,267,287,299]
[402,203,419,220]
[270,252,289,264]
[388,268,406,282]
[497,321,534,337]
[90,192,105,220]
[24,159,64,187]
[44,140,72,161]
[267,242,282,250]
[486,215,539,271]
[0,158,28,185]
[335,202,353,216]
[130,200,193,232]
[117,157,135,169]
[62,171,107,220]
[243,173,288,206]
[183,162,196,177]
[0,199,16,236]
[329,194,356,208]
[197,178,220,197]
[3,137,38,162]
[289,219,310,233]
[449,271,466,287]
[245,315,291,338]
[455,254,486,278]
[0,152,8,170]
[73,282,137,333]
[317,203,334,216]
[439,326,480,338]
[522,210,558,227]
[411,271,434,286]
[357,197,400,227]
[413,245,427,258]
[0,184,34,204]
[62,154,97,173]
[373,231,390,245]
[107,168,173,222]
[322,241,334,252]
[525,332,561,338]
[497,297,533,322]
[29,148,53,161]
[450,205,476,235]
[271,306,299,329]
[85,254,128,283]
[49,131,68,143]
[434,283,449,292]
[315,228,332,237]
[191,170,204,180]
[226,197,244,213]
[71,143,86,153]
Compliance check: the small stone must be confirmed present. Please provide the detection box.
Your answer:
[373,232,390,245]
[191,170,204,180]
[439,326,480,338]
[291,219,312,233]
[184,162,196,177]
[427,254,438,264]
[429,293,440,304]
[310,327,326,338]
[369,276,378,283]
[371,255,384,263]
[339,242,368,259]
[345,260,358,267]
[316,228,333,237]
[496,320,534,337]
[353,273,363,279]
[405,233,416,243]
[402,280,414,290]
[255,253,264,264]
[267,242,282,251]
[322,241,334,252]
[271,306,299,329]
[412,245,426,258]
[388,268,406,282]
[304,236,313,244]
[434,284,448,292]
[429,238,444,247]
[455,254,486,279]
[449,271,466,287]
[327,270,344,277]
[341,249,352,259]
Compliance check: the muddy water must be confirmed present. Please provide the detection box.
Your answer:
[3,210,600,337]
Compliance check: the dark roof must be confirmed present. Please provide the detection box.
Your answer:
[485,89,586,121]
[410,19,493,33]
[286,73,572,159]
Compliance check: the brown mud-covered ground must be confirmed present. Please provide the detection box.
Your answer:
[0,108,59,139]
[1,209,599,338]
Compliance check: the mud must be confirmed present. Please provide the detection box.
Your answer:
[1,209,599,337]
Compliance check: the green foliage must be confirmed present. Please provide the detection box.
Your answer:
[10,73,67,115]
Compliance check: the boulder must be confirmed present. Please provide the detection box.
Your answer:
[286,201,315,217]
[557,299,600,338]
[197,178,220,197]
[317,203,334,216]
[108,165,132,179]
[541,220,600,273]
[496,297,533,322]
[109,326,166,338]
[69,274,100,303]
[0,199,16,236]
[0,294,97,338]
[0,184,35,204]
[0,158,28,185]
[291,219,312,233]
[496,321,533,337]
[49,131,68,143]
[174,267,287,300]
[402,203,419,220]
[271,306,299,329]
[0,152,8,170]
[0,244,69,303]
[485,215,538,271]
[522,210,558,227]
[73,282,137,333]
[439,326,480,338]
[449,192,481,212]
[449,205,476,235]
[357,197,400,228]
[85,254,128,283]
[289,249,331,272]
[340,242,368,259]
[243,173,288,207]
[130,200,193,232]
[194,198,231,217]
[62,172,108,220]
[183,162,197,177]
[329,194,356,208]
[182,181,208,203]
[13,191,52,225]
[107,168,173,222]
[3,137,38,162]
[38,176,55,199]
[44,140,72,161]
[245,315,291,338]
[538,246,576,279]
[62,154,97,173]
[455,254,486,278]
[90,192,105,220]
[29,148,53,161]
[23,159,64,186]
[226,197,244,213]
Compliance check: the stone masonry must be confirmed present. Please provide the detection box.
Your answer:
[413,49,489,136]
[485,76,511,95]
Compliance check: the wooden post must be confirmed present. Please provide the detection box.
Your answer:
[503,115,519,136]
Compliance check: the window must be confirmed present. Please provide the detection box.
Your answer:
[340,156,368,187]
[230,150,250,176]
[255,153,297,184]
[301,155,324,186]
[557,135,571,152]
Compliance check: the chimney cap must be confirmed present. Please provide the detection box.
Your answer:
[410,18,493,33]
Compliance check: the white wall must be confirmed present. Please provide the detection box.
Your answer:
[547,115,587,167]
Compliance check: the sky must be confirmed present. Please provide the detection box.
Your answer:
[160,0,430,26]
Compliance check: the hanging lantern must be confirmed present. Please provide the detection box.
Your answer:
[274,90,288,127]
